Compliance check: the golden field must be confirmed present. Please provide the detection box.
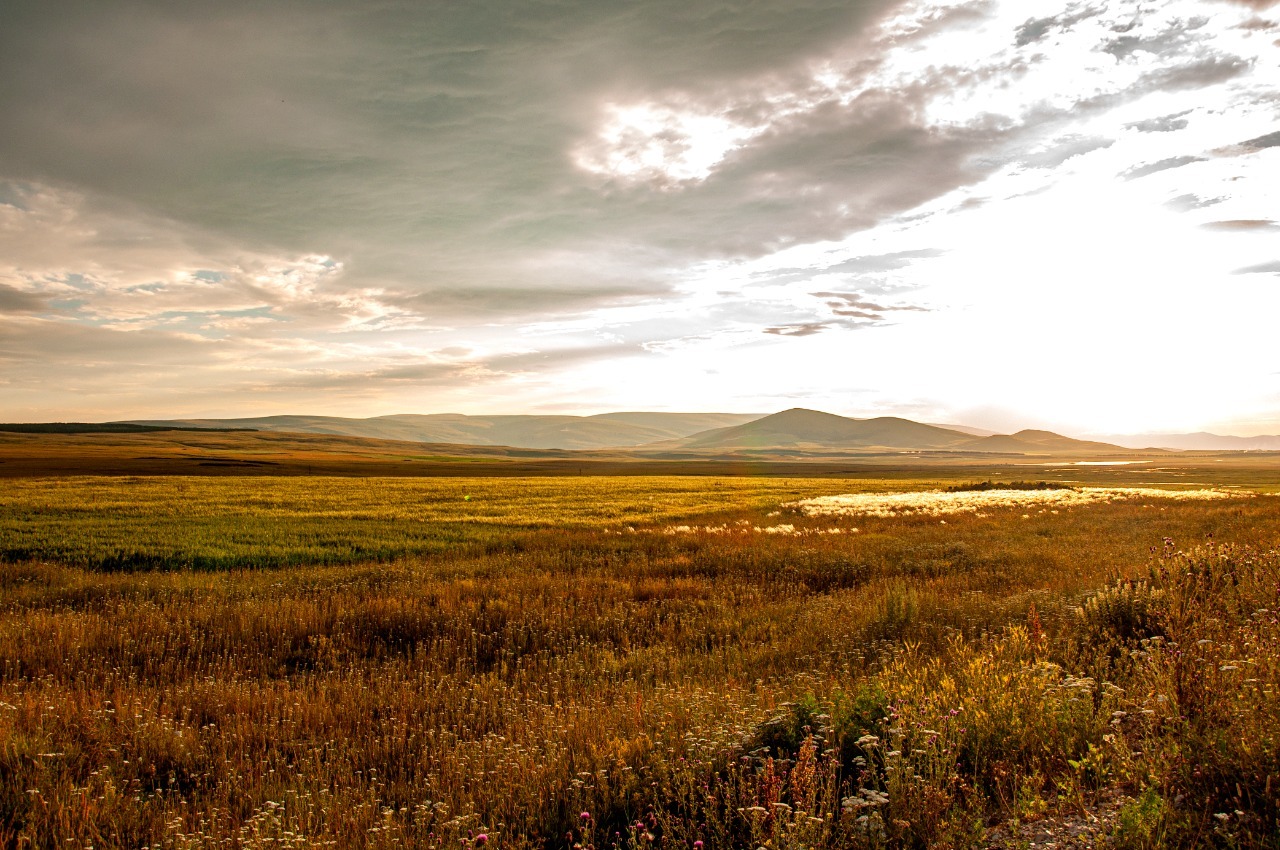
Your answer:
[1,467,1278,848]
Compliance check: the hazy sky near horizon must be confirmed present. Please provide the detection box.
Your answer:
[2,0,1278,434]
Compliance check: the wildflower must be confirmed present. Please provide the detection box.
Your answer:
[474,836,488,847]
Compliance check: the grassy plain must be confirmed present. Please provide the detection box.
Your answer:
[2,459,1279,847]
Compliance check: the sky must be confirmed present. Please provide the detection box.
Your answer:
[1,0,1278,435]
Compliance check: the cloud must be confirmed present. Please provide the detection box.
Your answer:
[3,0,1279,422]
[0,283,46,314]
[1021,135,1115,169]
[1233,260,1280,274]
[0,0,906,318]
[259,342,642,393]
[1201,219,1278,230]
[1164,193,1223,211]
[1126,111,1192,132]
[1241,129,1280,149]
[1136,56,1252,92]
[1015,8,1102,47]
[763,322,830,337]
[0,317,217,396]
[814,291,929,319]
[1122,156,1205,179]
[1217,0,1280,9]
[1235,15,1280,29]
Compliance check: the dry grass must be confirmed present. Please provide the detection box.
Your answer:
[0,475,1277,847]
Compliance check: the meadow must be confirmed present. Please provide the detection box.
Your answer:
[1,472,1278,848]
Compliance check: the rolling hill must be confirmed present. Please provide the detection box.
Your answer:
[107,408,1144,455]
[960,429,1128,454]
[121,412,763,451]
[672,408,975,450]
[667,409,1127,454]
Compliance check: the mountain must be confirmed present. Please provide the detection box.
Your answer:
[959,429,1128,454]
[120,412,763,451]
[673,408,975,450]
[115,409,1133,455]
[668,410,1129,454]
[1095,431,1280,451]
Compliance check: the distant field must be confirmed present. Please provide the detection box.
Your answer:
[2,464,1279,847]
[1,474,1274,571]
[0,476,883,569]
[6,428,1280,483]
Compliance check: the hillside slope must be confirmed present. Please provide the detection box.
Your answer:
[676,408,974,450]
[122,412,763,450]
[960,429,1127,454]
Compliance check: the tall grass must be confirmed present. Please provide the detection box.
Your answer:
[0,477,1276,846]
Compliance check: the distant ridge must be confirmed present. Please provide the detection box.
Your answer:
[0,422,253,435]
[961,429,1126,454]
[1097,431,1280,451]
[675,408,973,450]
[105,409,1136,454]
[120,412,763,451]
[668,409,1127,454]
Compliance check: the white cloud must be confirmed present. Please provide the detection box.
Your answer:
[5,0,1279,430]
[546,0,1280,431]
[573,103,762,185]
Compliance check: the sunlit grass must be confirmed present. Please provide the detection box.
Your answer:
[793,487,1247,518]
[0,474,1277,847]
[0,476,886,570]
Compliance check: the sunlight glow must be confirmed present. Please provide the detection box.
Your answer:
[573,103,760,185]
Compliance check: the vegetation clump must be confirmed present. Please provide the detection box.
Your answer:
[945,480,1076,493]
